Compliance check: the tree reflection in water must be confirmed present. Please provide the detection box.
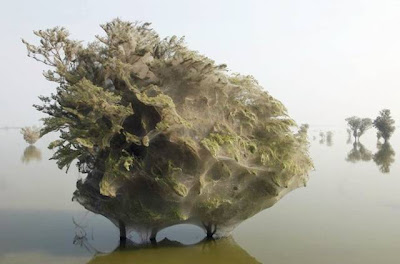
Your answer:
[346,129,352,144]
[345,141,395,174]
[89,238,260,264]
[21,145,42,163]
[373,142,395,173]
[73,220,261,264]
[326,131,333,147]
[345,142,372,163]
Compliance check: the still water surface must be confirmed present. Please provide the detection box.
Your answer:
[1,128,400,263]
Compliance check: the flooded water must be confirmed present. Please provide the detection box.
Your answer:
[1,127,400,263]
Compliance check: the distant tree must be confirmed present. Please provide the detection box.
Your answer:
[346,117,360,141]
[298,124,309,135]
[345,116,372,142]
[373,142,395,173]
[373,109,395,142]
[296,124,310,145]
[20,126,40,145]
[326,131,333,146]
[319,131,325,144]
[358,118,372,138]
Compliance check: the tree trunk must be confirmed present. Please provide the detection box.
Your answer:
[149,228,158,244]
[119,220,126,241]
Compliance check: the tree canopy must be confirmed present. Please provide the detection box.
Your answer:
[345,116,372,142]
[23,19,313,239]
[20,126,40,145]
[373,109,395,142]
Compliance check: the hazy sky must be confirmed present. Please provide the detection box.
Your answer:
[1,0,400,127]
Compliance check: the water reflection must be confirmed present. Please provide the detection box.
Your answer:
[73,218,104,255]
[345,141,396,173]
[85,237,260,264]
[326,131,333,147]
[20,145,42,163]
[346,129,352,144]
[345,142,372,163]
[314,131,333,146]
[73,219,260,264]
[373,142,395,173]
[2,129,400,263]
[319,132,325,144]
[71,214,260,263]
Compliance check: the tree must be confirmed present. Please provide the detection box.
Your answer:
[345,116,372,142]
[373,109,395,142]
[20,126,40,145]
[358,118,372,138]
[23,19,313,240]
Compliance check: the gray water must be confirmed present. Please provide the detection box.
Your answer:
[1,127,400,263]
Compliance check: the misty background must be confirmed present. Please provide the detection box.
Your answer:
[1,0,400,128]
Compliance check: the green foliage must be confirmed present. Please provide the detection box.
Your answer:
[373,109,395,142]
[24,18,312,180]
[345,116,372,141]
[201,132,238,158]
[358,118,372,137]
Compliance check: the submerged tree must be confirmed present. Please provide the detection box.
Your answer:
[345,116,372,142]
[373,142,395,173]
[23,19,313,240]
[20,126,40,145]
[345,117,360,141]
[373,109,395,142]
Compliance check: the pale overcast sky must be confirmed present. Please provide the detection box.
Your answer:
[1,0,400,127]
